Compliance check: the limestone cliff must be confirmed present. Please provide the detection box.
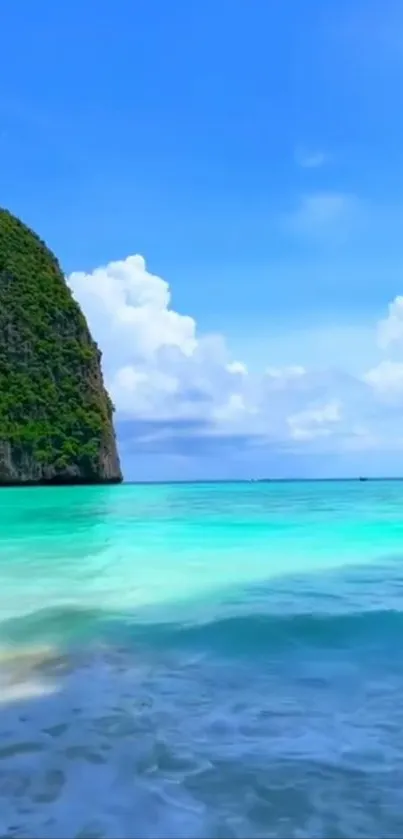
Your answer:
[0,209,122,485]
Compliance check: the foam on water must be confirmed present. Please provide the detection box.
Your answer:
[1,481,403,837]
[0,624,402,839]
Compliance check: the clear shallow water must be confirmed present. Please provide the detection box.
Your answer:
[0,481,403,837]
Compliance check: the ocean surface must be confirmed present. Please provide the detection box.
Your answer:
[0,480,403,838]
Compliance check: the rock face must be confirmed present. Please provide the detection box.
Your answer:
[0,209,123,485]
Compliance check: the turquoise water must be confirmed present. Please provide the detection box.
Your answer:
[1,481,403,837]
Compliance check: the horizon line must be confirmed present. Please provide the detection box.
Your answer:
[123,476,403,485]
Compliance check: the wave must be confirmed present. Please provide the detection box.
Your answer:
[1,603,402,657]
[0,605,402,838]
[143,608,403,655]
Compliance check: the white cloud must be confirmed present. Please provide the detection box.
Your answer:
[287,192,358,239]
[377,295,403,349]
[227,361,248,376]
[264,366,306,388]
[295,148,328,168]
[68,256,252,426]
[287,400,342,441]
[364,360,403,401]
[213,393,254,423]
[69,255,197,363]
[67,254,403,457]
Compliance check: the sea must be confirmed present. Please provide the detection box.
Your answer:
[0,480,403,838]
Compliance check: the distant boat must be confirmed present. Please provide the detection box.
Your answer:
[359,476,368,482]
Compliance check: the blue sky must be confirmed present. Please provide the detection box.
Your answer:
[2,0,403,479]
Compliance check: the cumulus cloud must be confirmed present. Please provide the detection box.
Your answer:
[67,254,403,462]
[68,255,197,363]
[68,256,252,428]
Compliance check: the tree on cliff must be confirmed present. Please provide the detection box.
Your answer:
[0,208,122,484]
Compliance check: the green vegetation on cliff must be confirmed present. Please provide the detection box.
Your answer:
[0,208,122,483]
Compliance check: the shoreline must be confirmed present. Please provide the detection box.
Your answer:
[0,477,123,488]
